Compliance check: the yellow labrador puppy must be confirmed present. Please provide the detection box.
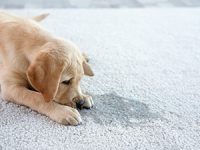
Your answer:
[0,12,94,125]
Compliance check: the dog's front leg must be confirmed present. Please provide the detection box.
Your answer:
[1,84,82,125]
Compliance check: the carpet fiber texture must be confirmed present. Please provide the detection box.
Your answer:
[0,9,200,150]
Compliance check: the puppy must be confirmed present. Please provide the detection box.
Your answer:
[0,12,94,125]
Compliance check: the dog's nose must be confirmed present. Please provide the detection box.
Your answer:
[76,99,85,109]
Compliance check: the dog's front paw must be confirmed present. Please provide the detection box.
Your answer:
[82,95,94,109]
[49,103,82,125]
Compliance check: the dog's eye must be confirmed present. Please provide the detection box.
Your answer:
[62,80,71,85]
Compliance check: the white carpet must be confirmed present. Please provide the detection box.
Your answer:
[0,9,200,150]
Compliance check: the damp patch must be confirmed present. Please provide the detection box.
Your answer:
[80,92,162,127]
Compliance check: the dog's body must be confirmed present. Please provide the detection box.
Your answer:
[0,12,94,125]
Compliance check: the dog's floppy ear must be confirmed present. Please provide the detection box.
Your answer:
[83,61,94,76]
[27,50,64,102]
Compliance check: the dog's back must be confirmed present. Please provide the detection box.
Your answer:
[0,12,51,67]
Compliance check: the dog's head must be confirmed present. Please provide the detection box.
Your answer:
[26,40,94,105]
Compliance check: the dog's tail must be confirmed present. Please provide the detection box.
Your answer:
[32,13,49,22]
